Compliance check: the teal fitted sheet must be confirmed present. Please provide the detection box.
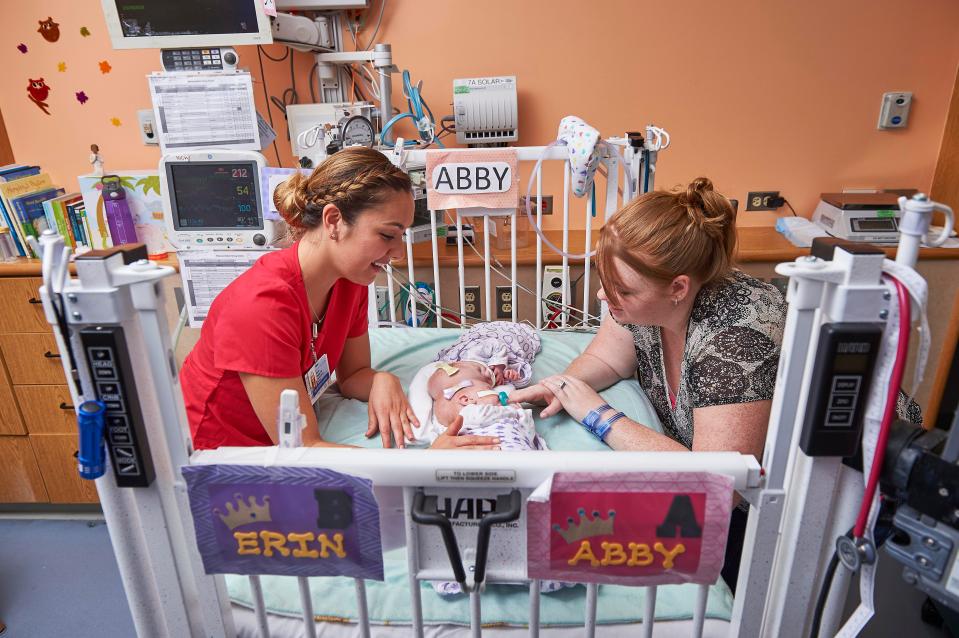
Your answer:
[226,328,734,626]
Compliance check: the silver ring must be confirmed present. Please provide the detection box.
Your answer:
[558,379,567,390]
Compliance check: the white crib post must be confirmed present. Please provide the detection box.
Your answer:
[386,264,397,324]
[403,487,426,638]
[528,580,541,638]
[470,591,483,638]
[249,574,271,638]
[456,211,467,328]
[354,578,371,638]
[642,585,657,638]
[561,162,570,328]
[582,183,594,326]
[483,215,492,322]
[430,209,443,327]
[691,583,709,638]
[405,231,417,327]
[584,582,598,638]
[535,169,544,330]
[510,208,518,323]
[297,578,316,638]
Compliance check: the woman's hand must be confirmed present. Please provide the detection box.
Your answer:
[540,375,608,423]
[366,372,418,448]
[508,383,563,418]
[430,416,500,449]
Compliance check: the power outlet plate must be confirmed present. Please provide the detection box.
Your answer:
[746,191,780,211]
[464,286,481,319]
[375,286,389,323]
[520,195,554,215]
[496,286,513,319]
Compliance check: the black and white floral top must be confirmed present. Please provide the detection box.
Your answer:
[623,271,787,449]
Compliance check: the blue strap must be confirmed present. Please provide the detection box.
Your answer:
[582,404,613,437]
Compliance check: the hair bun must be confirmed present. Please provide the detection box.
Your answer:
[682,177,714,207]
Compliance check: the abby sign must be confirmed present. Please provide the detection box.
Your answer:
[425,148,518,210]
[527,472,734,586]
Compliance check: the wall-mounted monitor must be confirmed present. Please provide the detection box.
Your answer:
[101,0,272,49]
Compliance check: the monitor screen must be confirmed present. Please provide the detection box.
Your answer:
[169,162,261,230]
[113,1,259,38]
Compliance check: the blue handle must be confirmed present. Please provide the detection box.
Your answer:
[77,400,106,480]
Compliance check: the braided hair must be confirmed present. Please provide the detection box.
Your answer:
[273,147,412,241]
[596,177,738,307]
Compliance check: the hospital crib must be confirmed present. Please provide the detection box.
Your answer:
[33,141,878,638]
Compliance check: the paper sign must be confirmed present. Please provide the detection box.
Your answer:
[426,148,518,211]
[527,472,734,586]
[183,464,384,579]
[260,167,312,221]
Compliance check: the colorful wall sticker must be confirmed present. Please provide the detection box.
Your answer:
[80,27,90,37]
[38,17,61,42]
[57,62,66,72]
[27,78,51,114]
[76,91,89,105]
[17,44,27,54]
[110,117,121,127]
[99,60,112,74]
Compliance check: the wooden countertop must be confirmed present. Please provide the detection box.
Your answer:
[0,227,956,276]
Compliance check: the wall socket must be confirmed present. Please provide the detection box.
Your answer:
[496,286,513,319]
[520,195,554,215]
[746,191,780,211]
[464,286,481,319]
[375,286,390,322]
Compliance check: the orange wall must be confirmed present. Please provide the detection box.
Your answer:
[1,0,958,229]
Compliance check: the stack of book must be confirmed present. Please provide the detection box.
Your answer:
[0,164,85,258]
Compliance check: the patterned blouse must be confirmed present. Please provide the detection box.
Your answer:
[623,271,787,450]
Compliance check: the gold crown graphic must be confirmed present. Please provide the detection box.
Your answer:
[552,508,616,544]
[215,493,273,531]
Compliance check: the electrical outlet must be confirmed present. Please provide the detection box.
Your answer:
[375,286,389,322]
[746,191,780,211]
[464,285,481,319]
[520,195,554,215]
[496,286,513,319]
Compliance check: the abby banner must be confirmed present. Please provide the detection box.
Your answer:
[527,472,734,586]
[182,464,384,580]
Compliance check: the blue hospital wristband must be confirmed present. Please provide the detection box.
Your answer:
[582,404,613,439]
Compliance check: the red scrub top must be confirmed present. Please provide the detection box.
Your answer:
[180,243,368,449]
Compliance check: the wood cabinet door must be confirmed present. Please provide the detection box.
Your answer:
[0,436,48,502]
[30,434,99,503]
[0,333,67,385]
[15,385,75,434]
[0,278,49,333]
[0,363,24,435]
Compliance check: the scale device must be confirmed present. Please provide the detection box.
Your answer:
[812,192,904,244]
[160,150,275,249]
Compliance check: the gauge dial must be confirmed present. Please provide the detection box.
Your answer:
[340,116,375,148]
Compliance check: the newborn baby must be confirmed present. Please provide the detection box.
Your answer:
[408,322,543,447]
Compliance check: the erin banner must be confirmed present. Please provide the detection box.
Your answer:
[527,472,734,586]
[182,464,384,580]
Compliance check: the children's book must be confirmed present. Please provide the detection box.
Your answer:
[0,174,55,255]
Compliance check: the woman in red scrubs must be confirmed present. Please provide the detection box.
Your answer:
[180,148,497,451]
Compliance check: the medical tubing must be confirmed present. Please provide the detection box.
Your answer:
[524,141,632,260]
[810,530,853,638]
[853,276,910,539]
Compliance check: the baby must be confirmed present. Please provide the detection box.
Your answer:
[408,322,544,449]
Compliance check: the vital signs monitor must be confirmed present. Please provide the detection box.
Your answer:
[160,150,275,250]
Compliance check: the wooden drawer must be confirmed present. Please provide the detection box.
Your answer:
[0,277,48,333]
[0,332,66,384]
[0,361,24,435]
[0,435,48,502]
[15,385,75,434]
[30,434,99,503]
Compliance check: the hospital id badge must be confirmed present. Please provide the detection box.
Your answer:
[305,354,332,405]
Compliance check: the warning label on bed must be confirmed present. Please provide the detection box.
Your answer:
[435,469,516,483]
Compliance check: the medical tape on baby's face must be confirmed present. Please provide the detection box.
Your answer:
[443,379,473,399]
[436,362,459,376]
[476,389,509,406]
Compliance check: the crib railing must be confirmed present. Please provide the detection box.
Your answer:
[369,144,640,331]
[191,445,762,638]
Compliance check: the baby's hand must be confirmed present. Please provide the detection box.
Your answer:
[504,369,520,382]
[490,364,507,386]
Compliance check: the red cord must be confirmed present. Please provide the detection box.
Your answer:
[853,275,910,538]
